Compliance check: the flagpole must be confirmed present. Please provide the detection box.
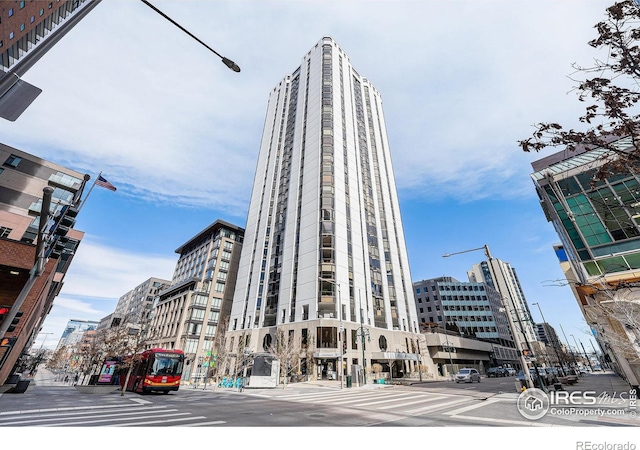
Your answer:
[77,171,100,213]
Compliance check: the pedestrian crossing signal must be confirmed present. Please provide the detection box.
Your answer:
[522,349,533,357]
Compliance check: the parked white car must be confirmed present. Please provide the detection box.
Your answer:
[455,368,481,383]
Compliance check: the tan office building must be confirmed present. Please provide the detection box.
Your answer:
[145,220,244,383]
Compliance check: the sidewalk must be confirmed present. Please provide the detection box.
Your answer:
[31,366,74,387]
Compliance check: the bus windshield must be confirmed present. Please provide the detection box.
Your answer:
[149,354,183,376]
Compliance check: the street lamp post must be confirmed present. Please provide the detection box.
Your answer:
[571,335,593,372]
[442,338,456,380]
[443,244,535,390]
[532,302,566,376]
[579,340,594,372]
[355,303,371,386]
[559,324,579,373]
[141,1,241,72]
[318,277,343,389]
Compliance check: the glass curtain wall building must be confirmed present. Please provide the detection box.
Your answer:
[228,37,421,383]
[531,136,640,387]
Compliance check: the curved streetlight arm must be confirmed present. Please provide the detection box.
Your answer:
[140,0,240,72]
[442,244,492,259]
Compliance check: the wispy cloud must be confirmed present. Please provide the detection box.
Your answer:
[60,237,177,299]
[0,0,613,210]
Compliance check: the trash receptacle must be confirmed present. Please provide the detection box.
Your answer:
[346,375,352,388]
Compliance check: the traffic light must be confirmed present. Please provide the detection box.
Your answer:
[0,306,21,332]
[0,306,9,323]
[1,337,16,347]
[343,339,347,354]
[7,311,23,332]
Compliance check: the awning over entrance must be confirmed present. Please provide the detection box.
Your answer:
[371,352,418,361]
[314,351,340,358]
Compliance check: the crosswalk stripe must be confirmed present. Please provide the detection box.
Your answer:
[0,406,171,425]
[40,412,193,426]
[180,420,226,426]
[312,392,411,405]
[275,390,375,401]
[108,416,208,427]
[405,398,471,415]
[354,393,429,407]
[0,403,143,416]
[443,398,500,416]
[376,395,448,410]
[449,414,552,426]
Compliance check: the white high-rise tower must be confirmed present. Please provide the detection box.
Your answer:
[228,37,421,383]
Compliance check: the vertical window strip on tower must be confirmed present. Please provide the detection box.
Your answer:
[291,59,312,322]
[318,43,338,319]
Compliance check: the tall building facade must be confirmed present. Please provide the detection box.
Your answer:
[0,0,99,70]
[56,318,98,349]
[146,220,244,382]
[0,143,87,384]
[113,276,170,334]
[0,0,102,120]
[531,136,640,387]
[413,277,521,369]
[228,37,421,383]
[413,277,513,345]
[467,259,539,349]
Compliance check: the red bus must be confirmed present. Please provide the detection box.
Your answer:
[119,348,184,394]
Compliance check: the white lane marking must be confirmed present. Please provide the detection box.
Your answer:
[405,398,471,415]
[0,406,170,425]
[0,402,144,416]
[40,412,193,426]
[180,420,226,426]
[376,395,449,410]
[449,414,559,426]
[443,398,501,416]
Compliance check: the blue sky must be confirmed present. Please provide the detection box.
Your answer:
[0,0,614,356]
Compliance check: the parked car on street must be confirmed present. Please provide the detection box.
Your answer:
[516,368,539,383]
[455,368,481,383]
[487,367,505,378]
[545,367,559,384]
[504,367,516,376]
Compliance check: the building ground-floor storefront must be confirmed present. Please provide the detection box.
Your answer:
[225,319,425,386]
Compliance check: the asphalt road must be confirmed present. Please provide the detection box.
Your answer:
[0,367,637,428]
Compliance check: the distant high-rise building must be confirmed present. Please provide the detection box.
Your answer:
[113,276,170,333]
[413,277,512,344]
[227,37,421,383]
[413,276,522,369]
[56,318,98,349]
[467,259,539,349]
[146,220,244,383]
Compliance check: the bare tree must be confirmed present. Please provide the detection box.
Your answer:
[519,1,640,180]
[267,327,301,389]
[46,345,68,374]
[211,317,230,390]
[302,333,316,381]
[582,280,640,371]
[96,324,149,396]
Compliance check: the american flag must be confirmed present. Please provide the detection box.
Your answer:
[96,175,117,191]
